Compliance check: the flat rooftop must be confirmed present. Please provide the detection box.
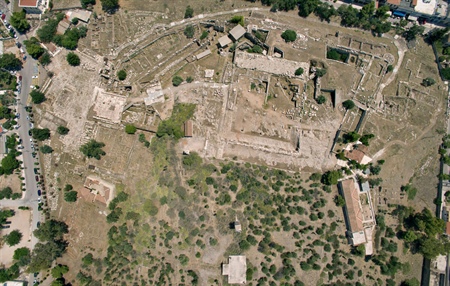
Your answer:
[19,0,38,7]
[222,255,246,284]
[415,0,437,15]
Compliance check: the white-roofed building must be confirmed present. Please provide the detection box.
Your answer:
[222,256,246,284]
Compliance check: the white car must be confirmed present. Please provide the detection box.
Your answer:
[37,198,41,203]
[29,138,33,142]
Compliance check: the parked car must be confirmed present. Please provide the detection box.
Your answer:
[34,168,38,174]
[35,175,39,182]
[36,222,40,228]
[37,190,41,196]
[1,225,10,229]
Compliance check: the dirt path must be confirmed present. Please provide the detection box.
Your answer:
[374,38,408,104]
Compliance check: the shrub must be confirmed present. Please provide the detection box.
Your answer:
[40,145,53,154]
[125,124,137,134]
[316,95,326,104]
[422,77,436,87]
[79,140,106,160]
[184,25,195,38]
[56,126,69,135]
[184,6,194,18]
[64,191,77,202]
[172,76,183,87]
[295,67,304,76]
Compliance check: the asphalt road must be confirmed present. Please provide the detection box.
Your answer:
[0,3,43,284]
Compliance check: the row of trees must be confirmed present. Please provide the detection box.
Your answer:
[29,220,69,272]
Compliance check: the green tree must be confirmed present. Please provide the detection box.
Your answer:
[40,145,53,154]
[387,65,394,73]
[337,5,360,27]
[30,90,46,104]
[403,24,425,41]
[281,30,297,42]
[401,278,420,286]
[51,264,69,278]
[298,0,319,17]
[33,220,69,241]
[230,15,245,26]
[321,170,342,185]
[13,247,31,266]
[442,67,450,80]
[31,128,50,141]
[172,76,184,86]
[342,99,355,110]
[5,230,22,246]
[51,279,65,286]
[82,253,94,266]
[418,236,450,259]
[316,95,326,104]
[1,154,20,175]
[28,240,68,272]
[39,52,52,66]
[57,126,69,135]
[422,77,436,87]
[403,230,418,243]
[343,131,360,143]
[36,17,60,43]
[0,53,22,71]
[295,67,304,76]
[125,124,137,134]
[10,10,30,33]
[315,68,327,77]
[24,38,45,59]
[100,0,119,12]
[184,5,194,18]
[334,195,345,207]
[178,254,189,266]
[81,0,96,8]
[184,25,195,39]
[80,140,106,160]
[64,191,77,202]
[117,70,126,80]
[314,2,337,22]
[66,52,80,66]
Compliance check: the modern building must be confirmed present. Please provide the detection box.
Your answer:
[338,179,366,245]
[344,144,372,165]
[184,120,193,137]
[66,9,92,23]
[222,256,246,284]
[382,0,450,25]
[18,0,41,14]
[218,35,232,48]
[195,49,211,60]
[229,24,246,41]
[56,19,71,35]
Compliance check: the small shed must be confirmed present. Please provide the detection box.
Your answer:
[56,19,70,35]
[229,24,246,41]
[234,218,241,233]
[218,35,232,48]
[195,49,211,60]
[184,120,193,137]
